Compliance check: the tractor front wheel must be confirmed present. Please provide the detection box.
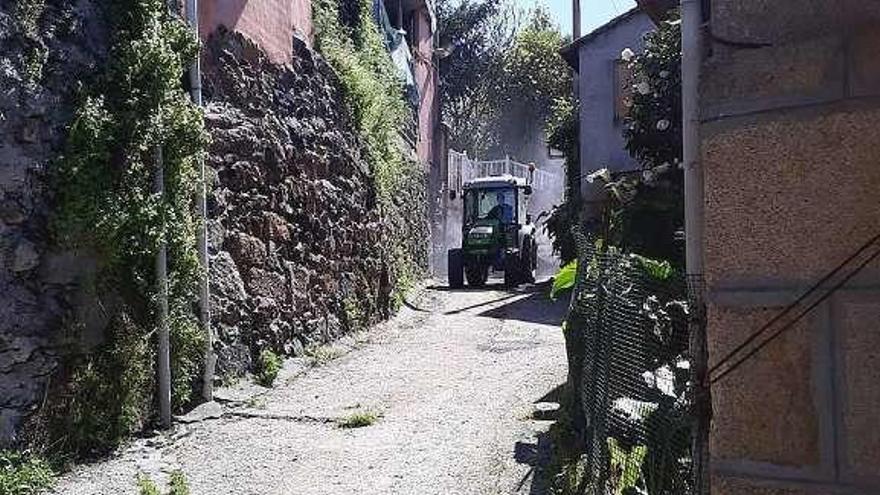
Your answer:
[465,263,488,287]
[504,253,521,288]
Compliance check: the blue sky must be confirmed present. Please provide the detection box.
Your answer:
[517,0,637,37]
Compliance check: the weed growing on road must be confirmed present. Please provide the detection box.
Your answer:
[0,450,54,495]
[168,470,190,495]
[256,350,282,387]
[337,410,381,429]
[305,345,345,367]
[137,470,189,495]
[137,475,161,495]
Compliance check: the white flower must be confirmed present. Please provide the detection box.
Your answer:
[655,162,671,174]
[586,168,611,183]
[655,365,676,397]
[659,70,670,79]
[656,119,670,131]
[635,81,651,95]
[642,169,655,183]
[620,47,635,62]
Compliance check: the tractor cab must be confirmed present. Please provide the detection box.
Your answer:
[448,175,537,288]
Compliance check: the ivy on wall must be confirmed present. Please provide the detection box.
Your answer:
[312,0,410,204]
[312,0,426,301]
[45,0,207,457]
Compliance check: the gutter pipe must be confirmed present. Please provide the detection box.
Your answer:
[184,0,215,402]
[681,0,710,493]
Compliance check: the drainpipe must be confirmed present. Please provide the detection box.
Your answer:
[681,0,709,493]
[155,146,172,429]
[185,0,215,402]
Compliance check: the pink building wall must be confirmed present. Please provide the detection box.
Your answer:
[413,8,439,168]
[197,0,313,65]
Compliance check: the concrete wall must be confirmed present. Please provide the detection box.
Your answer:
[198,0,313,65]
[701,2,880,493]
[575,10,654,205]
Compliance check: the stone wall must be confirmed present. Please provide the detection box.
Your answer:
[0,3,428,446]
[202,28,428,377]
[701,2,880,494]
[0,0,107,446]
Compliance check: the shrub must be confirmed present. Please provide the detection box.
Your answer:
[0,450,54,495]
[256,350,282,387]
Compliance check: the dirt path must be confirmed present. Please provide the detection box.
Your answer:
[49,281,568,495]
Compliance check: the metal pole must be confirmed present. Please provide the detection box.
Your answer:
[572,0,581,38]
[682,0,710,493]
[155,146,172,429]
[184,0,215,402]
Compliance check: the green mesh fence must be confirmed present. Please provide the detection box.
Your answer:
[565,226,694,495]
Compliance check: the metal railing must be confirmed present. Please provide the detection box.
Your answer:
[447,149,563,194]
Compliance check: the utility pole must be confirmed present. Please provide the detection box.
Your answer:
[572,0,581,39]
[155,145,172,429]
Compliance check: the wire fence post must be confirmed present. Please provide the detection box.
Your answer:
[688,275,711,495]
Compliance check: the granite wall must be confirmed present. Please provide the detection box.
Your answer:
[701,2,880,493]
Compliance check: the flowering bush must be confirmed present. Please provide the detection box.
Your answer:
[623,14,682,172]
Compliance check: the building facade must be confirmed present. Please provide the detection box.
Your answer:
[562,8,655,210]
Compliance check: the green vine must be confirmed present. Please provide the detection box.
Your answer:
[47,0,207,456]
[312,0,410,204]
[312,0,426,301]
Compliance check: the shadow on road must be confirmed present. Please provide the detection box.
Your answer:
[513,382,571,495]
[477,292,569,326]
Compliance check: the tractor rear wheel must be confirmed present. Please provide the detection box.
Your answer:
[465,263,488,287]
[448,249,464,288]
[522,237,537,284]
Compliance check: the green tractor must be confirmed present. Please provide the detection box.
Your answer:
[448,175,538,288]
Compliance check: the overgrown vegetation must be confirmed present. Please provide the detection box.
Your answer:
[312,0,409,203]
[312,0,426,303]
[39,0,207,458]
[12,0,49,89]
[544,13,689,495]
[255,349,282,387]
[0,450,54,495]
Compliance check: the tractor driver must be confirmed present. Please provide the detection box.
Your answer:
[488,191,514,224]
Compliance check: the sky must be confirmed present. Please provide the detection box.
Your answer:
[517,0,637,38]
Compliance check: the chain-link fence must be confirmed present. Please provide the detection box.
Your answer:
[564,226,695,495]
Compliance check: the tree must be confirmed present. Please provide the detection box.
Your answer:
[436,3,572,160]
[436,0,517,155]
[488,9,572,160]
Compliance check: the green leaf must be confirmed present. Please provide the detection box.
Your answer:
[550,260,577,300]
[607,437,648,495]
[632,254,672,280]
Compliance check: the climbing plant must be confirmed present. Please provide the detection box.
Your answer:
[312,0,426,301]
[47,0,207,457]
[312,0,410,204]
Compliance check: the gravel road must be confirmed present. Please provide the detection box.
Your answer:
[49,280,568,495]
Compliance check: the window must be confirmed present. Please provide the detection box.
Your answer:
[614,59,635,121]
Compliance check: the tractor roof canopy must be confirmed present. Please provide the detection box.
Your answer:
[463,174,528,190]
